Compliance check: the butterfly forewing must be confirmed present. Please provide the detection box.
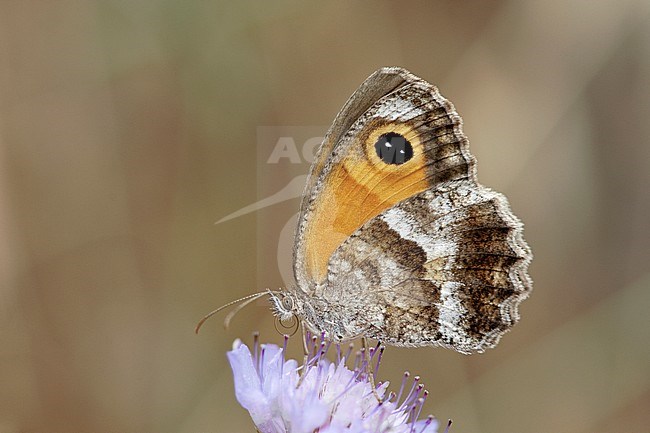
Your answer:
[294,68,476,287]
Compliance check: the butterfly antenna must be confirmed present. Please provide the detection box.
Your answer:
[223,293,269,329]
[195,290,278,334]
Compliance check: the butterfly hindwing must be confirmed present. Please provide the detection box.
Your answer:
[322,181,531,353]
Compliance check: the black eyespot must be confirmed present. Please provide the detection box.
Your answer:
[374,132,413,165]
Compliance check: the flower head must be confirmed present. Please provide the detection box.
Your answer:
[227,333,448,433]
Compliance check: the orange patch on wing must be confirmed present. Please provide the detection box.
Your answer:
[304,123,431,282]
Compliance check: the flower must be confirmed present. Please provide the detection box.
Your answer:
[227,333,449,433]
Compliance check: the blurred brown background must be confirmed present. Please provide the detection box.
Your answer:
[1,1,649,432]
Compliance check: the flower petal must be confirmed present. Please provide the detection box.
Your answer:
[227,337,442,433]
[226,343,274,429]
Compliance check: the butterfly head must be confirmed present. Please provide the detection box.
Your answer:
[269,291,299,323]
[269,290,353,342]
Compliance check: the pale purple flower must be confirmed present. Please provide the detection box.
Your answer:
[227,333,450,433]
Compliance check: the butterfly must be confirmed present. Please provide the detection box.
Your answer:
[206,67,532,355]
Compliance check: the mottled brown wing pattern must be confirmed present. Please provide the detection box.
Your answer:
[325,182,531,353]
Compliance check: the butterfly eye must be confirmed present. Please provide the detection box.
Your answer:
[374,132,413,165]
[281,295,294,311]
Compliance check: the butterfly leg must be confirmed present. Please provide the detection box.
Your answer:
[362,337,383,403]
[300,321,309,358]
[296,321,310,388]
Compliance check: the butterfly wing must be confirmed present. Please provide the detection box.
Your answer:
[298,67,412,208]
[291,67,531,353]
[294,67,477,290]
[324,182,531,353]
